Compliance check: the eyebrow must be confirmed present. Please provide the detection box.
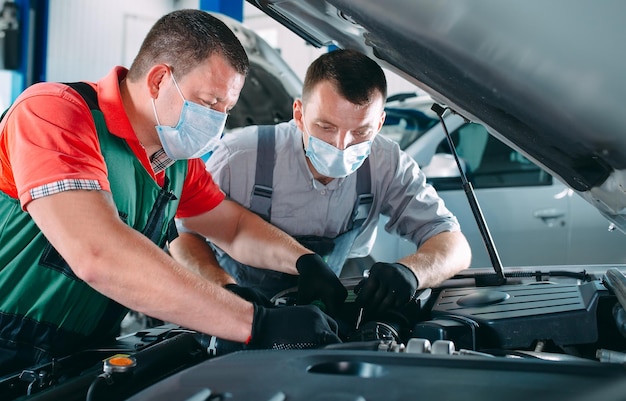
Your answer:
[314,118,371,131]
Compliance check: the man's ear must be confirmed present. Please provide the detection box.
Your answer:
[376,110,386,132]
[293,99,309,149]
[293,98,304,130]
[293,99,304,131]
[146,64,171,99]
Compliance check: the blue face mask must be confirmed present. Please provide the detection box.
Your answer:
[304,129,372,178]
[153,73,227,160]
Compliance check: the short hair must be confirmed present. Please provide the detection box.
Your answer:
[127,9,249,81]
[302,49,387,106]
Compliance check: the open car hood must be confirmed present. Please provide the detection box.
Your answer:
[246,0,626,234]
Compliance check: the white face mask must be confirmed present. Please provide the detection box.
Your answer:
[152,73,228,160]
[303,127,372,178]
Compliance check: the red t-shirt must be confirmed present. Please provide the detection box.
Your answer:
[0,66,224,217]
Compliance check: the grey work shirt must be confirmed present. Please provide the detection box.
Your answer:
[204,120,460,258]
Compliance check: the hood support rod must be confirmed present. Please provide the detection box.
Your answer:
[432,104,506,286]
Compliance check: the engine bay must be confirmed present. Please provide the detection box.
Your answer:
[3,266,626,400]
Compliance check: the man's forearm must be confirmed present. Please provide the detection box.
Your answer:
[182,200,310,276]
[398,231,471,288]
[77,226,255,343]
[27,190,255,343]
[169,232,236,286]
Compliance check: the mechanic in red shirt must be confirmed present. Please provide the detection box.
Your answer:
[0,9,345,376]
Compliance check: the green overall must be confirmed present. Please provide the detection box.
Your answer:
[0,83,188,362]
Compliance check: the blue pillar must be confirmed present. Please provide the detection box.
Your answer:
[6,0,47,94]
[199,0,243,21]
[27,0,49,85]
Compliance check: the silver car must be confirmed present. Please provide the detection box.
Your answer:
[372,93,626,267]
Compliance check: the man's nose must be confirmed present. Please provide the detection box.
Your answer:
[333,131,353,150]
[211,104,229,113]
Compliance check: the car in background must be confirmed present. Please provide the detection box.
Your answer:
[371,93,626,268]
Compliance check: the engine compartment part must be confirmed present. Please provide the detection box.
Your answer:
[423,281,605,349]
[3,271,626,400]
[124,349,626,401]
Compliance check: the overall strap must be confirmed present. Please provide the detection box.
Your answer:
[350,157,373,230]
[248,124,374,228]
[65,81,99,110]
[1,82,98,122]
[317,157,373,275]
[249,125,275,221]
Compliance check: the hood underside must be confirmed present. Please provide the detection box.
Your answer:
[246,0,626,233]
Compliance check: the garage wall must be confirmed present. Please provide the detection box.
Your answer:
[46,0,196,82]
[45,1,420,97]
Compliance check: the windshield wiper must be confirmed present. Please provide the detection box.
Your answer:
[431,104,506,286]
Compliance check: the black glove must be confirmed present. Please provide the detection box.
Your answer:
[295,253,348,317]
[355,262,418,316]
[248,304,341,349]
[225,284,274,308]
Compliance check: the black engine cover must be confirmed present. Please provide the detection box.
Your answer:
[417,281,605,349]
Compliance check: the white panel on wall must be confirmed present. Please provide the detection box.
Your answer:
[122,14,157,67]
[46,0,177,82]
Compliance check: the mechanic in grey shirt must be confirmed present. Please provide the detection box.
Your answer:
[170,49,471,318]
